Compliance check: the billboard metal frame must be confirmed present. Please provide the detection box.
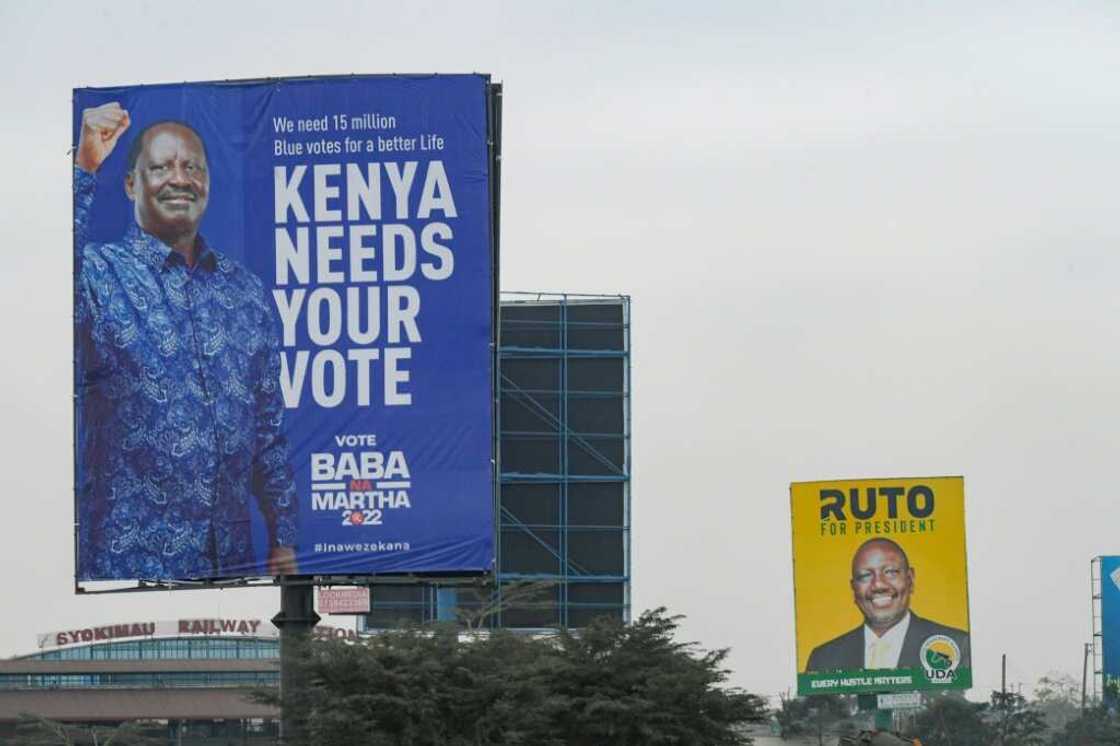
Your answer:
[494,291,632,628]
[355,291,632,630]
[1092,555,1107,703]
[73,75,504,595]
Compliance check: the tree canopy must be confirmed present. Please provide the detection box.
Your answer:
[774,693,855,744]
[906,688,1120,746]
[267,608,767,746]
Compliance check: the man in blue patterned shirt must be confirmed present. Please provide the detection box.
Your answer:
[74,102,297,580]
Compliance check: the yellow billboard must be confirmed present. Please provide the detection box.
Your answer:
[791,476,971,695]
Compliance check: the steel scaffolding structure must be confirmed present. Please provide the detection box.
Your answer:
[360,292,631,630]
[1092,556,1103,702]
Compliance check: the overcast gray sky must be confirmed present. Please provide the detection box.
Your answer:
[1,0,1118,702]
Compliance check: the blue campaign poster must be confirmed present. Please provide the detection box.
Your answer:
[1103,556,1120,705]
[73,75,495,581]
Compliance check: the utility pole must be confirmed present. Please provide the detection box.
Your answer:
[997,652,1008,746]
[1082,642,1092,711]
[1001,653,1007,701]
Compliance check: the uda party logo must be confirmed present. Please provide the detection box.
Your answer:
[920,635,962,684]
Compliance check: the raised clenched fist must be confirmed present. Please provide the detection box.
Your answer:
[76,102,130,174]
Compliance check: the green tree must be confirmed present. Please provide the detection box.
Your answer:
[909,693,991,746]
[542,609,766,745]
[1046,705,1120,746]
[268,607,765,746]
[267,624,555,745]
[1032,673,1081,733]
[990,690,1048,745]
[773,694,853,744]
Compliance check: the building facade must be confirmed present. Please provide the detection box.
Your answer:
[0,626,290,741]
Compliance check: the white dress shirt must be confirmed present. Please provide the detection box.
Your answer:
[863,611,911,669]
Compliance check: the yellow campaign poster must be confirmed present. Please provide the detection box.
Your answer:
[790,476,971,696]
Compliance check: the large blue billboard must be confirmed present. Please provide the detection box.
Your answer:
[73,75,496,581]
[1103,556,1120,705]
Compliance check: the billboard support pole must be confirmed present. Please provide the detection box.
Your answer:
[272,576,319,744]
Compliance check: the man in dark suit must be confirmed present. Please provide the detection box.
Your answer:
[806,537,970,673]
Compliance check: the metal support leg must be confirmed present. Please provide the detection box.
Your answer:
[272,576,320,744]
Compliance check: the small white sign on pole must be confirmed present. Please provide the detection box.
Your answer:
[877,692,923,710]
[318,587,371,614]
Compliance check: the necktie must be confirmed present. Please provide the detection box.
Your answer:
[869,637,886,668]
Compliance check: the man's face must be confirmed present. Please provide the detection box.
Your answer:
[850,541,914,633]
[126,124,209,243]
